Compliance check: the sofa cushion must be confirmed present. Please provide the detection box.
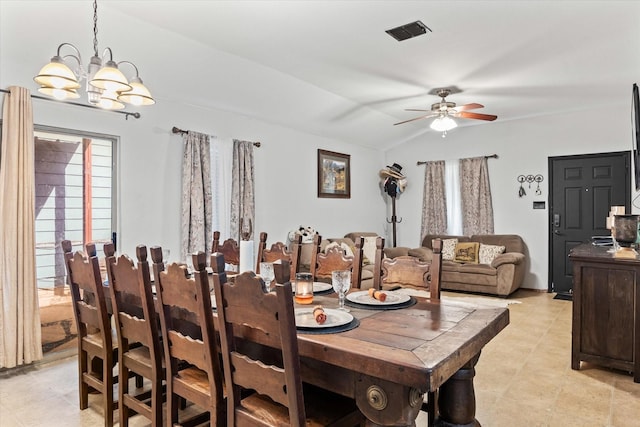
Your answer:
[325,241,354,258]
[453,242,480,264]
[443,261,497,276]
[408,247,432,262]
[471,234,524,254]
[479,243,506,265]
[441,238,458,260]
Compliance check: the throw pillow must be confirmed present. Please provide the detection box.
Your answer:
[453,242,480,264]
[440,238,458,261]
[479,243,506,265]
[361,236,377,265]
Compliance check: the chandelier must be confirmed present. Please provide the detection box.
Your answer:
[33,0,154,110]
[430,113,457,138]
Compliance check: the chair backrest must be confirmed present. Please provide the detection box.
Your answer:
[374,238,443,299]
[212,255,307,425]
[62,240,112,350]
[212,231,240,269]
[256,231,301,281]
[104,243,162,367]
[310,234,364,288]
[150,248,224,404]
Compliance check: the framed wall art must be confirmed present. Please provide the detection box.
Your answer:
[317,149,350,198]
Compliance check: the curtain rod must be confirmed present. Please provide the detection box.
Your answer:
[0,88,141,120]
[172,126,261,147]
[416,154,498,166]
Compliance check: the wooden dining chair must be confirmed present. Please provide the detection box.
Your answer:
[212,231,240,274]
[371,237,443,426]
[211,254,366,427]
[311,234,364,288]
[255,231,302,282]
[62,240,118,427]
[103,243,164,427]
[151,248,225,427]
[372,237,442,300]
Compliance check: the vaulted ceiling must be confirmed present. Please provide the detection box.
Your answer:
[4,1,640,150]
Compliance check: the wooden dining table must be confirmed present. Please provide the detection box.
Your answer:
[103,277,508,426]
[227,291,509,427]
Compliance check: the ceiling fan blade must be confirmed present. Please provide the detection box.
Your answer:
[457,111,498,121]
[452,103,484,112]
[393,113,438,125]
[405,108,431,112]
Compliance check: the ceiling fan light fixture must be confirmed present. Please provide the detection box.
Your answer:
[430,116,457,132]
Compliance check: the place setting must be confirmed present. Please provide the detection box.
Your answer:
[294,269,359,334]
[345,288,417,310]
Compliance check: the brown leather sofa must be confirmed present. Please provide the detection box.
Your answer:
[387,234,526,297]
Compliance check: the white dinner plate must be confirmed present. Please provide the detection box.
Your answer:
[346,290,411,306]
[313,282,333,293]
[292,282,333,294]
[295,308,353,329]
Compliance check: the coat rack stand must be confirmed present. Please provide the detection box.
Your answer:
[386,195,402,247]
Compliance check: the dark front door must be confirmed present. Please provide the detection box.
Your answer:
[549,151,630,295]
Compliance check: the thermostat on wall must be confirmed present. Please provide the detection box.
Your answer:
[533,201,545,209]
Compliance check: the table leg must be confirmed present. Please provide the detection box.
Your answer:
[434,353,481,427]
[355,374,423,426]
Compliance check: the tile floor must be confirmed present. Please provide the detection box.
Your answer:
[1,289,638,426]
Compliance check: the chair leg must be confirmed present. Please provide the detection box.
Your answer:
[79,351,89,409]
[119,366,129,427]
[168,392,179,427]
[151,375,163,427]
[103,359,115,427]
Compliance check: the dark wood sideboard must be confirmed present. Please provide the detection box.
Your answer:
[569,244,640,382]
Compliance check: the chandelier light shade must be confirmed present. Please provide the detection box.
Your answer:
[33,0,154,110]
[37,86,81,100]
[90,60,132,93]
[34,55,81,90]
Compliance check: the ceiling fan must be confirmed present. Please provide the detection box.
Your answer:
[394,88,497,136]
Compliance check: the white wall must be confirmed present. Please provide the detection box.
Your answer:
[0,94,388,263]
[385,106,636,290]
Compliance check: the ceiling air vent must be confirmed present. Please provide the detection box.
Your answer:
[386,20,431,41]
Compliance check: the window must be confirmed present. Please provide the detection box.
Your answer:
[34,126,117,354]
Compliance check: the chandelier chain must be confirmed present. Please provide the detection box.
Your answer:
[92,0,98,57]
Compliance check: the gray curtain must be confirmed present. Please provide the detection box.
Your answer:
[0,86,42,368]
[180,131,212,261]
[230,140,255,241]
[460,156,494,235]
[420,160,447,241]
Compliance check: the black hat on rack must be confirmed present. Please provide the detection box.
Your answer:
[379,163,405,179]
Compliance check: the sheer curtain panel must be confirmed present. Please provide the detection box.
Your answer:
[420,160,447,241]
[230,140,255,241]
[460,156,494,235]
[180,131,213,261]
[0,86,43,368]
[210,136,233,240]
[445,160,463,235]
